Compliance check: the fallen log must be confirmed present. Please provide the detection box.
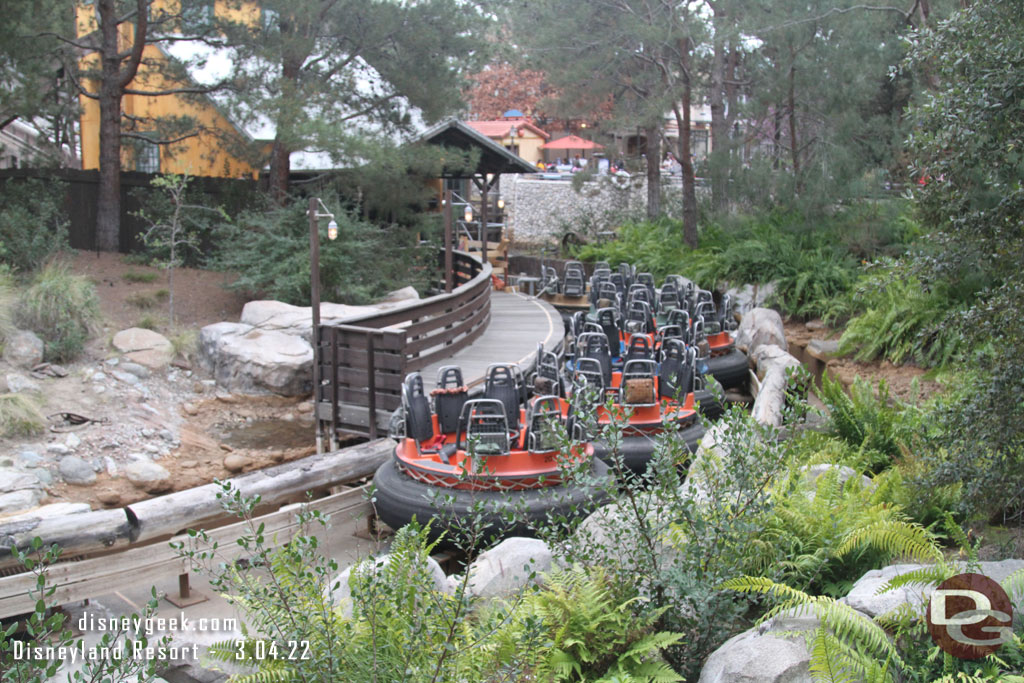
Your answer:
[0,438,394,570]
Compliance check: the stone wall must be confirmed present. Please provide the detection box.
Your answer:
[504,174,700,245]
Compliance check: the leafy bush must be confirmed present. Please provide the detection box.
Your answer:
[0,266,15,346]
[0,178,69,273]
[15,260,99,362]
[214,196,436,306]
[838,268,966,366]
[818,376,910,473]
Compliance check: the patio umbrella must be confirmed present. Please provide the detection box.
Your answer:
[541,134,604,151]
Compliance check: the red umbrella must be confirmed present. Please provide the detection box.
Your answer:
[541,134,604,150]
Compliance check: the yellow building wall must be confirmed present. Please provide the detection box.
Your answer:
[77,0,262,178]
[490,131,545,165]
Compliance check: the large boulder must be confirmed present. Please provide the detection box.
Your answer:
[842,559,1024,619]
[724,282,778,316]
[197,322,313,396]
[239,298,415,343]
[698,609,822,683]
[3,330,44,369]
[58,456,97,486]
[467,537,552,598]
[735,308,787,355]
[749,344,802,427]
[112,327,174,369]
[799,464,873,497]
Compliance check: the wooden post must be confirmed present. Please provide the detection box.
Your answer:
[480,179,489,268]
[367,332,377,440]
[444,190,453,292]
[308,197,323,454]
[330,326,339,450]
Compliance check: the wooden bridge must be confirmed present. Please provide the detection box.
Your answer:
[313,248,564,444]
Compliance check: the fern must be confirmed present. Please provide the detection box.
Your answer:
[836,519,944,564]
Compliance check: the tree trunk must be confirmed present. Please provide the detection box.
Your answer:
[267,56,303,204]
[675,63,698,248]
[268,139,292,204]
[644,123,661,219]
[788,46,801,187]
[95,0,124,252]
[709,15,728,212]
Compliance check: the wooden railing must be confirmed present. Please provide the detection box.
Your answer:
[315,249,491,439]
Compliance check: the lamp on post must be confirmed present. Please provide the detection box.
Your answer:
[308,197,338,454]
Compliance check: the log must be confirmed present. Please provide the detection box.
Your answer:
[0,438,394,571]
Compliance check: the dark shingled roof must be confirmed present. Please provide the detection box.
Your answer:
[416,119,539,178]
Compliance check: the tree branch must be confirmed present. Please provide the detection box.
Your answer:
[122,130,199,146]
[757,5,910,33]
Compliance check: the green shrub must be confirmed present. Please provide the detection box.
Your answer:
[16,260,100,362]
[0,178,69,273]
[0,267,15,347]
[0,392,45,437]
[122,270,158,283]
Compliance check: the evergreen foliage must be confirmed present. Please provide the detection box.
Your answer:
[15,260,99,362]
[0,179,70,274]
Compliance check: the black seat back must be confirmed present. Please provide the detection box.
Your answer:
[636,272,656,303]
[595,307,620,357]
[434,366,468,434]
[617,262,634,288]
[484,364,522,431]
[624,334,653,363]
[578,332,612,388]
[609,272,626,295]
[658,339,686,400]
[573,357,606,398]
[403,373,434,443]
[525,395,562,453]
[626,300,654,334]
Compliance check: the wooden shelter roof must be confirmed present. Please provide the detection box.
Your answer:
[416,119,540,178]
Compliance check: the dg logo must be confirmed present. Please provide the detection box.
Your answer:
[927,573,1014,659]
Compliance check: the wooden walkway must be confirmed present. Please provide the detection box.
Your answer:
[419,290,564,391]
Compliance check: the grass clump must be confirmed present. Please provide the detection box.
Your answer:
[135,315,159,331]
[16,260,100,363]
[169,329,197,361]
[0,268,16,348]
[0,392,45,437]
[123,271,158,284]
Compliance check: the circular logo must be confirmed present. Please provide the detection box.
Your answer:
[927,573,1013,660]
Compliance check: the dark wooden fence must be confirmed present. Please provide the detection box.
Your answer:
[509,254,596,279]
[0,168,258,253]
[315,249,491,439]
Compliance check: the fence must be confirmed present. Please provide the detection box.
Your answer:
[0,168,258,253]
[315,249,491,439]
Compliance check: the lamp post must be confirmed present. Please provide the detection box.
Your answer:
[309,196,338,454]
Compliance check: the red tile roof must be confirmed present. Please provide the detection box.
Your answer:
[466,119,550,140]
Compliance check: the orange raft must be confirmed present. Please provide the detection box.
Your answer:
[372,365,611,543]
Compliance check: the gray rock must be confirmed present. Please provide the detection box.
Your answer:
[6,373,41,393]
[125,460,171,492]
[723,282,778,315]
[104,357,119,366]
[118,361,151,379]
[65,432,82,450]
[90,371,108,382]
[111,369,140,385]
[34,468,53,486]
[158,428,175,442]
[749,344,803,428]
[806,339,840,360]
[112,327,174,369]
[843,559,1024,619]
[46,443,70,455]
[17,450,42,468]
[0,468,41,493]
[467,537,551,598]
[198,322,314,396]
[698,608,861,683]
[104,456,119,477]
[59,455,97,485]
[0,489,41,515]
[735,307,788,355]
[239,300,404,343]
[3,329,44,369]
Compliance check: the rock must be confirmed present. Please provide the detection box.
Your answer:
[723,282,778,315]
[182,402,200,416]
[197,322,314,396]
[751,344,802,378]
[47,443,70,455]
[59,456,97,485]
[749,344,802,428]
[805,319,827,331]
[0,489,42,515]
[681,424,729,505]
[239,300,384,343]
[97,490,125,506]
[112,327,174,369]
[3,330,44,369]
[698,608,860,683]
[65,433,82,450]
[33,468,53,486]
[467,537,552,598]
[111,369,140,385]
[125,460,172,493]
[799,464,873,496]
[843,559,1024,619]
[104,357,119,366]
[381,286,420,302]
[328,552,449,618]
[17,450,42,468]
[118,361,151,379]
[0,502,91,523]
[806,339,841,362]
[6,373,41,393]
[223,454,249,473]
[735,307,788,355]
[179,460,199,469]
[158,428,175,442]
[141,428,155,438]
[104,456,119,477]
[90,371,108,382]
[0,468,41,493]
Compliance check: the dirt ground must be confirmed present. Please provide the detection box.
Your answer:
[784,319,943,404]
